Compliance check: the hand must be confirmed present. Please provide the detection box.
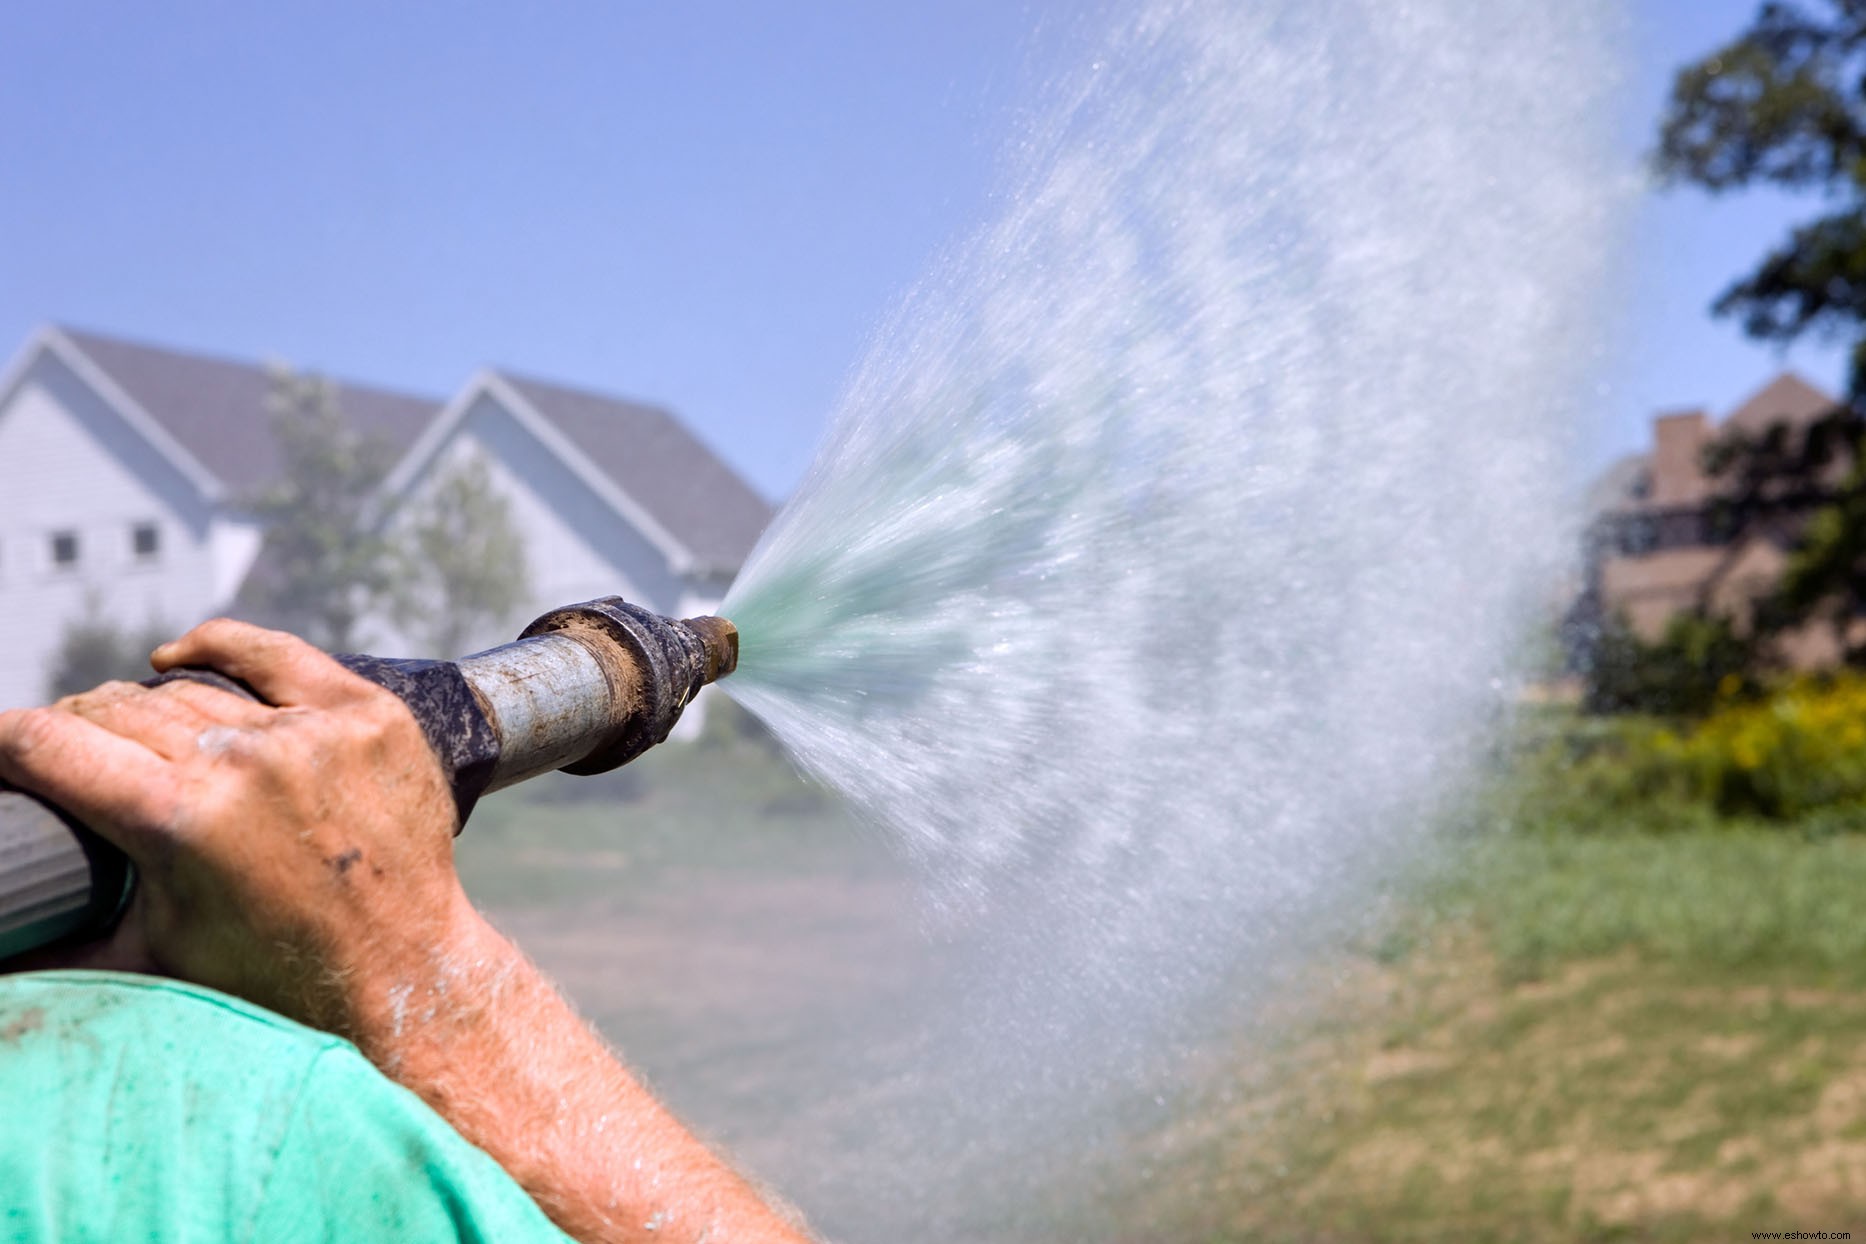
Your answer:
[0,618,471,1041]
[0,618,814,1242]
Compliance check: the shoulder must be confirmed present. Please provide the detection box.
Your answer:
[0,968,351,1052]
[0,971,348,1241]
[0,971,571,1242]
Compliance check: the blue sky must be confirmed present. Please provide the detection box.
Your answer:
[1620,0,1852,455]
[0,2,1849,497]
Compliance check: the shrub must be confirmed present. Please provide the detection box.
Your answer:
[1580,612,1758,717]
[45,606,174,701]
[1663,674,1866,818]
[1492,678,1866,827]
[1470,708,1713,835]
[1475,665,1866,833]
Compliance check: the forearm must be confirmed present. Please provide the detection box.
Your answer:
[345,898,812,1244]
[0,624,811,1241]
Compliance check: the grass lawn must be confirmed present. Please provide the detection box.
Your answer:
[1096,829,1866,1242]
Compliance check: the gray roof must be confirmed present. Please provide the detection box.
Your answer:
[498,371,772,572]
[58,326,439,494]
[48,327,770,575]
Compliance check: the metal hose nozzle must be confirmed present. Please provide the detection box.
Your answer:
[0,596,740,962]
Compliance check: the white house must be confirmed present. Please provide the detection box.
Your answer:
[378,368,772,654]
[0,325,772,714]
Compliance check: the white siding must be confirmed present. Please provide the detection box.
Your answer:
[0,351,221,707]
[381,392,687,657]
[0,347,734,759]
[381,390,719,737]
[207,516,265,607]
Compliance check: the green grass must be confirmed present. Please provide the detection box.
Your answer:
[1424,828,1866,982]
[1072,710,1866,1243]
[1416,704,1866,980]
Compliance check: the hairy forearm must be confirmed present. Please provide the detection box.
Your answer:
[345,899,813,1244]
[0,624,811,1241]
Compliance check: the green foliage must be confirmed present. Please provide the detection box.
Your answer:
[1699,404,1856,513]
[1699,403,1866,657]
[1654,0,1866,395]
[1469,709,1714,834]
[44,600,172,701]
[1777,448,1866,655]
[1580,612,1756,717]
[1495,676,1866,827]
[240,367,398,650]
[1659,673,1866,817]
[390,454,531,657]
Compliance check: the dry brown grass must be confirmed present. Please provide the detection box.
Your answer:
[1089,928,1866,1243]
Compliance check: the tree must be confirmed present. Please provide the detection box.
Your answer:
[239,366,399,651]
[1697,405,1866,659]
[1775,429,1866,654]
[390,453,531,657]
[45,597,173,701]
[1582,611,1758,716]
[1657,4,1866,658]
[1655,1,1866,395]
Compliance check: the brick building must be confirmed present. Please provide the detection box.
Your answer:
[0,325,771,711]
[1581,372,1845,666]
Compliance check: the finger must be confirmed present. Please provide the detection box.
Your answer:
[61,680,276,764]
[57,681,218,763]
[0,707,178,845]
[153,619,371,709]
[147,677,277,730]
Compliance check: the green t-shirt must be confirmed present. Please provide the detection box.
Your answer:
[0,970,573,1243]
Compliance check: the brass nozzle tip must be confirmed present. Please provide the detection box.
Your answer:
[683,616,740,683]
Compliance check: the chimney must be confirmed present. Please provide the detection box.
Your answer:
[1650,410,1711,507]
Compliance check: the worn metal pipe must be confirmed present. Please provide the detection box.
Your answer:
[0,596,739,962]
[459,634,618,790]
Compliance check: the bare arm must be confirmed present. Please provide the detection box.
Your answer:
[0,619,811,1244]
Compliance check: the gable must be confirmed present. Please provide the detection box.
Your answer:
[497,374,771,573]
[4,325,769,629]
[58,327,439,495]
[1723,372,1837,435]
[0,342,214,535]
[0,344,252,708]
[390,390,687,614]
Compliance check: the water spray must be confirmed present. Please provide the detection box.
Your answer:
[0,597,739,962]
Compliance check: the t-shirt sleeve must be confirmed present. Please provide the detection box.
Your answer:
[246,1043,575,1244]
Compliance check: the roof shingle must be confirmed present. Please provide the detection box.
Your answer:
[45,327,769,575]
[58,327,439,494]
[498,372,771,572]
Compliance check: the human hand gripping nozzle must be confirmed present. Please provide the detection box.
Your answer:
[0,597,739,962]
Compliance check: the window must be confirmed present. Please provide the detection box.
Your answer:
[1619,516,1658,556]
[132,522,160,560]
[50,530,80,569]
